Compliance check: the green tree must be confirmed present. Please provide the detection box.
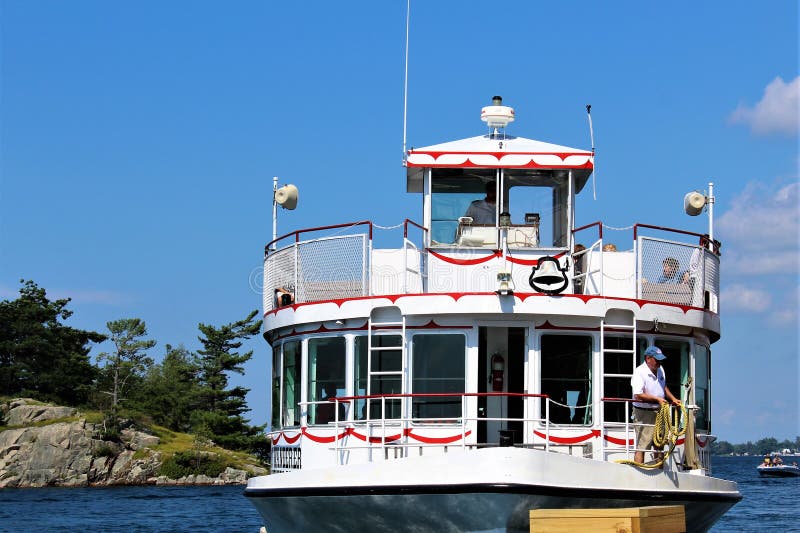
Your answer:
[97,318,156,427]
[0,280,105,405]
[712,440,734,455]
[192,310,263,450]
[133,344,199,432]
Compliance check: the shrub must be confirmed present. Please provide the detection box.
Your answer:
[94,444,117,458]
[158,450,225,479]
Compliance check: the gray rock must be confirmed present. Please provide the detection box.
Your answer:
[3,399,77,426]
[120,428,160,450]
[0,399,261,487]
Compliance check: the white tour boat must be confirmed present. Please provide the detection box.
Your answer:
[245,97,742,532]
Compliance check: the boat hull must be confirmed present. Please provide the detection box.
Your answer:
[245,447,741,533]
[757,465,800,477]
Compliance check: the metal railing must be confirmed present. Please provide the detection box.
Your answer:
[600,397,712,471]
[264,219,429,311]
[263,219,720,310]
[634,224,720,310]
[287,392,714,472]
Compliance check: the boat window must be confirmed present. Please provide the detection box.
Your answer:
[411,334,466,422]
[271,347,281,430]
[429,168,570,249]
[505,170,570,248]
[654,339,690,403]
[602,335,646,423]
[307,337,347,424]
[430,170,497,246]
[354,335,403,420]
[281,340,301,427]
[694,344,711,431]
[540,334,593,425]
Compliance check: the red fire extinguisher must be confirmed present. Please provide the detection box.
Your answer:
[491,354,505,392]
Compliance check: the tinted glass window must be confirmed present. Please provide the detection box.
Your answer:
[541,335,593,425]
[412,334,466,421]
[307,337,346,424]
[281,340,301,427]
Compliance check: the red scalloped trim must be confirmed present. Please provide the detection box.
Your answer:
[533,429,600,444]
[604,434,634,446]
[428,249,500,265]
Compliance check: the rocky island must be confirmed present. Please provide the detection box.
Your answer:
[0,399,267,488]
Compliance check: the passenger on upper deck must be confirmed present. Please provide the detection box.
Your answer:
[657,257,689,284]
[275,287,295,307]
[464,181,497,224]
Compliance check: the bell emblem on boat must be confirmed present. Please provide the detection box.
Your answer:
[528,256,569,294]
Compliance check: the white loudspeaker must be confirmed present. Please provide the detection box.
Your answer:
[275,184,298,210]
[684,191,706,216]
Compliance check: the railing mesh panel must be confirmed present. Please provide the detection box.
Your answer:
[264,234,368,311]
[264,246,297,312]
[639,237,712,307]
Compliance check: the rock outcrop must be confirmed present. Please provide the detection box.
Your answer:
[0,399,261,488]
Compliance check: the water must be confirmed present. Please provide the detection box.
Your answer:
[0,456,796,532]
[709,455,800,533]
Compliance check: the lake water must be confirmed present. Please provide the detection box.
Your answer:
[0,456,796,532]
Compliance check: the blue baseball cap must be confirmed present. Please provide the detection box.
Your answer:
[644,346,666,360]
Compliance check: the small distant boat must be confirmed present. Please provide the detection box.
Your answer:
[757,463,800,477]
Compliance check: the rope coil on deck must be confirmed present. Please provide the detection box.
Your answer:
[617,402,688,469]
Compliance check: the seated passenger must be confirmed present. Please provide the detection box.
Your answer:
[275,287,295,307]
[657,257,688,284]
[464,181,497,224]
[602,243,617,252]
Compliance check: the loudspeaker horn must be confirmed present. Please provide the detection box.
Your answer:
[275,184,298,210]
[684,191,706,216]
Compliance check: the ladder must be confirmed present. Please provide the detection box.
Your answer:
[600,310,637,459]
[366,309,406,427]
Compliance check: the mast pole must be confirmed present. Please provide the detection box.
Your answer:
[402,0,411,164]
[272,176,278,250]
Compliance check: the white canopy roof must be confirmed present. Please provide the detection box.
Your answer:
[406,134,594,193]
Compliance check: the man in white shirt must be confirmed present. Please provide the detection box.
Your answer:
[464,181,497,224]
[630,346,681,464]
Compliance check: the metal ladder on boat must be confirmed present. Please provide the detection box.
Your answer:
[600,310,637,460]
[367,308,407,451]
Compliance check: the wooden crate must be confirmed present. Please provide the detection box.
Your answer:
[530,505,685,533]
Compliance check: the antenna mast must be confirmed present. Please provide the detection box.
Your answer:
[586,104,596,200]
[402,0,411,164]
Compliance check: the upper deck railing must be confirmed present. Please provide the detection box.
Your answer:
[263,219,720,313]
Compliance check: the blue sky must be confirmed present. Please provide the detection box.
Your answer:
[1,1,797,443]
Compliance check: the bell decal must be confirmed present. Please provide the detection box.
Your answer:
[529,256,569,294]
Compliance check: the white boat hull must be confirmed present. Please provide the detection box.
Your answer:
[245,447,741,533]
[757,464,800,477]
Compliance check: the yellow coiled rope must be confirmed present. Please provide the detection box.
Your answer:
[617,402,688,469]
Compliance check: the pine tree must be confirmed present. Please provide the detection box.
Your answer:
[193,310,263,450]
[97,318,156,431]
[0,280,105,405]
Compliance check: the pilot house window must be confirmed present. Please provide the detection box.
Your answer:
[540,334,593,425]
[429,169,570,248]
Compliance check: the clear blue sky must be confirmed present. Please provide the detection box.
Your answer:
[1,1,797,443]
